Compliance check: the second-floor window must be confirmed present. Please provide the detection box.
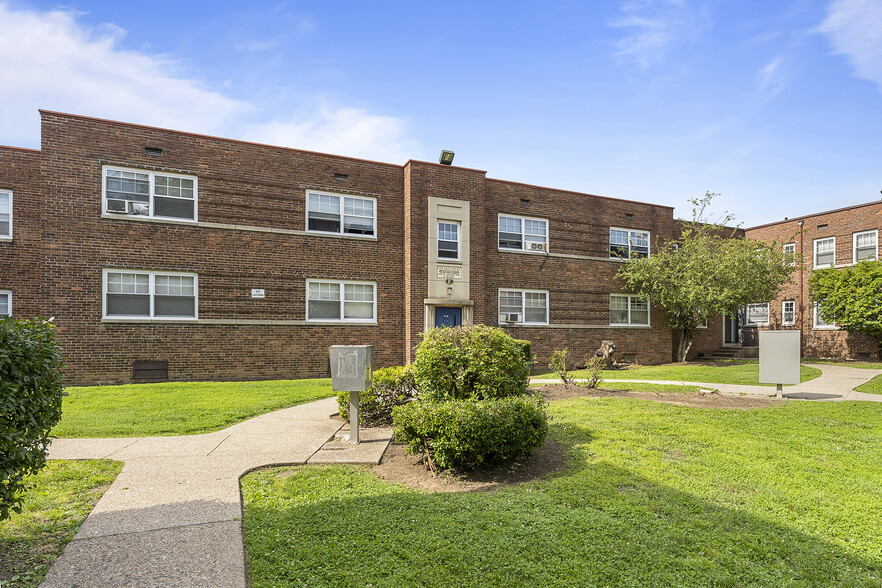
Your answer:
[104,166,197,221]
[783,243,796,267]
[854,230,878,262]
[498,214,547,252]
[0,291,10,317]
[0,190,11,239]
[610,228,649,260]
[307,191,375,237]
[814,237,835,268]
[438,221,460,260]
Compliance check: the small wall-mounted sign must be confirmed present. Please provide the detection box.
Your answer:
[251,289,266,299]
[437,266,462,279]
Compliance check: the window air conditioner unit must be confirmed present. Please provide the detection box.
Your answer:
[528,242,546,251]
[506,313,522,323]
[106,199,128,213]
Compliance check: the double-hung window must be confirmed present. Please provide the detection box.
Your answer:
[609,294,649,326]
[307,280,376,322]
[813,302,836,329]
[498,289,548,324]
[103,270,197,319]
[610,228,649,259]
[0,189,11,239]
[853,230,878,262]
[813,237,835,268]
[783,243,796,267]
[103,166,197,221]
[438,221,460,260]
[782,301,795,326]
[744,302,770,326]
[498,214,548,252]
[0,291,10,317]
[307,191,376,237]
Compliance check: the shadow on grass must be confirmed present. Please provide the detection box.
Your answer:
[242,427,881,587]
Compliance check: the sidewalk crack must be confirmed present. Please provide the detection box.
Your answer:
[206,434,231,457]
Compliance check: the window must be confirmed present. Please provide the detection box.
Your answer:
[609,294,649,326]
[306,191,375,237]
[0,190,11,239]
[783,243,796,267]
[498,214,548,252]
[103,166,197,221]
[744,302,770,325]
[782,301,795,326]
[307,280,376,322]
[103,270,197,319]
[498,289,548,324]
[0,291,10,317]
[813,302,836,329]
[853,230,878,262]
[813,237,835,268]
[610,228,650,260]
[437,221,460,260]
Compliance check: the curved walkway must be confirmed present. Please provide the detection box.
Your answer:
[41,397,392,588]
[530,363,882,402]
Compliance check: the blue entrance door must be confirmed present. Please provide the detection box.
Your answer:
[434,307,462,328]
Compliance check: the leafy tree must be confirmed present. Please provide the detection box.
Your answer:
[810,260,882,359]
[618,193,793,361]
[0,318,65,520]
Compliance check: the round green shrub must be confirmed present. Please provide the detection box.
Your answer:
[392,395,548,470]
[412,325,530,402]
[337,365,417,427]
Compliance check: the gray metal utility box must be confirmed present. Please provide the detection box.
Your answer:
[329,345,373,392]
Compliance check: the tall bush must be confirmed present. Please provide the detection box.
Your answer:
[0,318,65,519]
[337,365,417,426]
[412,325,530,402]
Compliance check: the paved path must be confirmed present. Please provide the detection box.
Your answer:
[41,397,391,588]
[530,363,882,402]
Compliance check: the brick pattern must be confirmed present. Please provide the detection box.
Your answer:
[0,147,41,318]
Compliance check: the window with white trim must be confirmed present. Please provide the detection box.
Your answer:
[306,191,375,236]
[0,291,10,317]
[609,294,649,326]
[498,214,548,252]
[853,230,878,262]
[498,289,548,324]
[744,302,770,325]
[783,243,796,267]
[307,280,376,322]
[610,228,650,260]
[813,302,836,329]
[813,237,835,268]
[0,190,11,239]
[103,166,197,221]
[782,300,795,326]
[103,270,197,319]
[437,221,460,260]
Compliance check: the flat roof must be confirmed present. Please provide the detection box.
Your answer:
[746,200,882,230]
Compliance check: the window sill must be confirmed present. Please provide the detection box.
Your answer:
[497,247,548,256]
[743,323,769,328]
[609,324,652,328]
[306,230,378,241]
[813,326,839,331]
[0,237,11,242]
[102,318,379,326]
[103,317,198,323]
[102,213,197,226]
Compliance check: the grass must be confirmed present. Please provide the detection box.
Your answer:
[804,358,882,369]
[242,398,882,587]
[532,359,822,387]
[52,378,335,438]
[855,375,882,395]
[0,460,122,587]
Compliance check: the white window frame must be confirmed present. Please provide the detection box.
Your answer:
[783,243,796,267]
[497,288,549,325]
[0,290,11,317]
[0,189,12,240]
[853,230,878,263]
[782,300,795,326]
[437,220,460,261]
[497,213,549,253]
[744,302,770,326]
[102,165,198,222]
[813,237,835,268]
[306,279,377,323]
[609,294,650,326]
[305,190,377,239]
[102,269,198,320]
[609,227,651,260]
[813,302,837,330]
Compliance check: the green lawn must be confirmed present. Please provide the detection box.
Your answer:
[804,358,882,369]
[532,359,822,386]
[855,375,882,395]
[242,398,882,587]
[0,460,122,588]
[52,379,335,438]
[532,381,703,394]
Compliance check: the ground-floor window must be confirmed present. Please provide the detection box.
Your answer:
[813,302,836,329]
[782,300,795,325]
[610,294,649,326]
[744,302,770,326]
[498,289,548,325]
[0,290,10,317]
[103,270,197,319]
[307,280,376,322]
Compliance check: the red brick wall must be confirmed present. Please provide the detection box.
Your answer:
[0,147,41,318]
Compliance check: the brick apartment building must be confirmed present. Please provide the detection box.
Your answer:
[0,111,879,384]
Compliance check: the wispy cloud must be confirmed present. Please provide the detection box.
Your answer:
[756,57,786,98]
[818,0,882,90]
[0,3,414,163]
[608,0,710,67]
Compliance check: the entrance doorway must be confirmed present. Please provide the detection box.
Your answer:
[723,312,741,345]
[434,307,462,328]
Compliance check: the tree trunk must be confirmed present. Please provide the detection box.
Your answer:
[677,329,694,362]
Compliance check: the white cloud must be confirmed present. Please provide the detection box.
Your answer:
[0,3,414,164]
[819,0,882,90]
[609,0,710,67]
[756,57,786,98]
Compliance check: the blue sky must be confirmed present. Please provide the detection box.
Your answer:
[2,0,881,226]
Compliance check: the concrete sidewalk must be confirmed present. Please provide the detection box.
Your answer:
[41,397,391,588]
[530,363,882,402]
